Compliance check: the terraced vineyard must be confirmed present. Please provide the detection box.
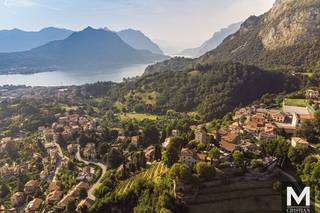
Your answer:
[183,180,282,213]
[117,162,168,195]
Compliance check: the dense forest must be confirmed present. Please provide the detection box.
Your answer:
[89,62,301,121]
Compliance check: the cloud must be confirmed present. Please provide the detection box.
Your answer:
[1,0,60,10]
[2,0,38,7]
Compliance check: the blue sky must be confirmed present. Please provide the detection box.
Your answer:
[0,0,275,49]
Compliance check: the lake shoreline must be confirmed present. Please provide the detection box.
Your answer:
[0,64,149,87]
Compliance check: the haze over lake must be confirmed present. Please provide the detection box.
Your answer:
[0,64,149,86]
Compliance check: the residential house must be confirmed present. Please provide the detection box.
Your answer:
[46,190,63,205]
[116,136,127,143]
[196,153,208,162]
[40,169,49,180]
[43,129,54,142]
[58,182,90,208]
[269,110,287,123]
[258,123,278,140]
[306,89,319,99]
[291,113,300,127]
[162,138,171,148]
[11,192,25,207]
[219,130,240,153]
[291,137,310,148]
[49,181,62,192]
[58,116,69,125]
[240,141,260,154]
[180,148,197,165]
[229,121,243,133]
[67,144,78,155]
[251,113,266,126]
[172,129,180,136]
[71,125,81,134]
[131,136,142,147]
[25,198,43,212]
[195,127,209,144]
[144,146,155,162]
[76,166,95,182]
[24,180,39,194]
[83,143,97,160]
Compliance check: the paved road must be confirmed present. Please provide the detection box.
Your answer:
[52,142,69,181]
[75,145,107,200]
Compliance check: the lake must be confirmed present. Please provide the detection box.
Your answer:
[0,64,149,86]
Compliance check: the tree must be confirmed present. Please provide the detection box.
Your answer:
[5,141,19,160]
[143,124,160,146]
[124,122,138,137]
[154,145,162,161]
[79,188,88,200]
[78,205,89,213]
[250,159,265,172]
[77,133,89,147]
[168,136,184,151]
[0,182,10,198]
[232,150,245,169]
[160,208,172,213]
[106,148,124,169]
[195,162,216,180]
[163,146,179,167]
[287,145,309,166]
[274,138,289,158]
[65,200,77,213]
[98,143,110,158]
[109,130,119,140]
[259,138,278,156]
[296,120,318,144]
[208,147,220,161]
[169,163,192,183]
[197,143,206,152]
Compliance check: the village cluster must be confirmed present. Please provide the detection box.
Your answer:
[0,87,319,212]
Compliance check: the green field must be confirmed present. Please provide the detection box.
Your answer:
[119,113,159,121]
[124,91,159,106]
[283,98,307,107]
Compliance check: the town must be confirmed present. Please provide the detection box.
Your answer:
[0,84,319,212]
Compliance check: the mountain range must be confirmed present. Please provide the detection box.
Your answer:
[180,22,242,58]
[0,27,163,56]
[0,27,73,53]
[0,27,168,74]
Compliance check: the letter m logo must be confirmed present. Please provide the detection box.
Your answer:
[287,187,310,206]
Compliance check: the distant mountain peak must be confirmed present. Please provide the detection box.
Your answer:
[180,21,242,57]
[117,29,164,55]
[83,26,96,31]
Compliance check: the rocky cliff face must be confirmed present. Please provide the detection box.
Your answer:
[260,0,320,50]
[198,0,320,71]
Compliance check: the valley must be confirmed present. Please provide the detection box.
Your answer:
[0,0,320,212]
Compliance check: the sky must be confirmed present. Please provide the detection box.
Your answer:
[0,0,276,52]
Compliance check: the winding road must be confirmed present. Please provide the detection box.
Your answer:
[75,145,107,200]
[52,142,70,181]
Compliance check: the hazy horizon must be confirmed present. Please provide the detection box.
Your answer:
[0,0,276,53]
